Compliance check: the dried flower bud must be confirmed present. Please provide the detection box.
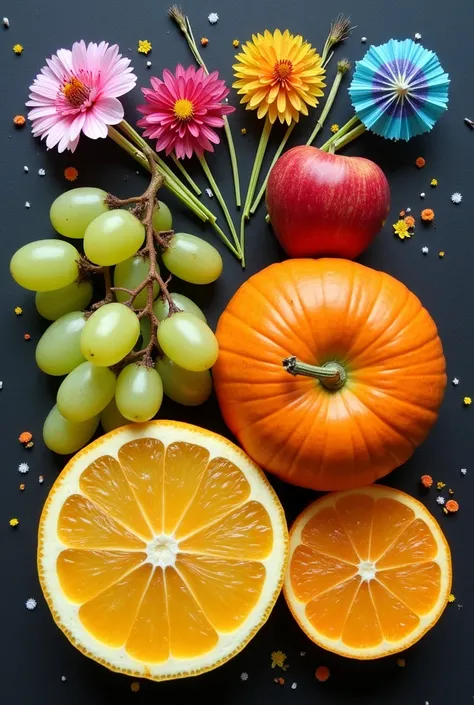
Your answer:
[337,59,351,74]
[168,4,187,32]
[329,14,354,46]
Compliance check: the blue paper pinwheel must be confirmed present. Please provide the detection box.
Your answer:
[349,38,450,141]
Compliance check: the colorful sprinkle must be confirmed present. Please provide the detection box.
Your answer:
[421,208,435,221]
[13,43,23,54]
[64,167,78,182]
[201,37,209,46]
[13,114,26,127]
[451,192,462,204]
[19,431,32,444]
[421,474,433,488]
[271,651,288,670]
[137,40,152,55]
[315,666,330,682]
[448,593,456,603]
[14,306,23,315]
[25,598,37,610]
[330,123,339,134]
[437,481,446,490]
[445,499,459,513]
[233,39,240,48]
[415,157,425,168]
[208,12,219,24]
[430,178,438,187]
[130,681,140,692]
[463,396,472,406]
[9,518,19,527]
[18,463,29,474]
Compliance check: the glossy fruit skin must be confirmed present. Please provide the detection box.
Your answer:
[81,303,140,367]
[84,210,145,266]
[57,362,116,422]
[213,259,446,491]
[35,311,86,376]
[115,363,163,422]
[114,255,159,309]
[35,281,93,320]
[100,398,129,433]
[50,187,108,239]
[162,233,223,284]
[43,405,99,454]
[266,146,391,260]
[157,312,219,372]
[10,240,80,291]
[153,293,206,322]
[152,201,173,232]
[156,356,212,406]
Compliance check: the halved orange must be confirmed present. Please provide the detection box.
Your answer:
[38,421,288,681]
[284,485,451,659]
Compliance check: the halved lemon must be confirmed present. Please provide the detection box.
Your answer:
[38,421,288,681]
[284,485,451,659]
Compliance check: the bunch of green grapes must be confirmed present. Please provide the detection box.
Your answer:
[10,187,222,455]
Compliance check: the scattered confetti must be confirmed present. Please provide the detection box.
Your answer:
[19,483,25,491]
[14,306,23,315]
[299,651,306,656]
[25,441,34,449]
[415,156,425,168]
[61,676,67,682]
[438,250,445,258]
[25,598,37,610]
[404,215,415,228]
[233,39,240,48]
[420,192,425,198]
[430,178,438,187]
[0,381,3,390]
[130,682,140,692]
[330,123,339,134]
[397,658,406,668]
[271,651,288,670]
[448,594,456,603]
[437,481,446,490]
[393,220,411,240]
[315,666,330,682]
[64,166,78,182]
[18,463,29,474]
[422,246,429,254]
[399,210,405,217]
[361,37,367,43]
[406,207,411,213]
[24,333,31,341]
[9,518,19,527]
[274,677,285,686]
[421,474,433,488]
[38,168,46,176]
[23,166,29,173]
[13,114,26,127]
[39,475,44,484]
[461,468,467,475]
[19,431,32,444]
[240,672,248,681]
[240,127,247,135]
[436,496,446,505]
[137,40,152,55]
[13,43,23,54]
[451,192,462,204]
[421,208,435,221]
[414,32,422,40]
[291,682,297,689]
[201,37,209,46]
[464,396,472,406]
[205,187,214,198]
[3,17,10,27]
[448,488,454,495]
[208,12,219,24]
[146,61,152,68]
[25,201,30,208]
[446,499,459,513]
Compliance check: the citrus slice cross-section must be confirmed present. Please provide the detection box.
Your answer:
[38,421,288,681]
[284,485,451,659]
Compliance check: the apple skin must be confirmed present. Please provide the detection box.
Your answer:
[266,146,391,259]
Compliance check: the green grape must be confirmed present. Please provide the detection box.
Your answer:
[153,293,206,322]
[114,255,159,309]
[157,312,219,371]
[157,356,212,406]
[84,210,145,266]
[162,233,222,285]
[100,398,130,433]
[10,239,80,292]
[43,404,99,454]
[35,311,86,376]
[152,201,173,232]
[50,187,108,239]
[57,361,116,422]
[115,364,163,422]
[81,303,140,367]
[35,281,93,320]
[140,316,151,348]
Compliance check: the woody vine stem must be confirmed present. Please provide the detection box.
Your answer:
[79,145,180,367]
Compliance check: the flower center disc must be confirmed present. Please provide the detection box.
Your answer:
[62,76,91,107]
[274,59,293,82]
[146,534,179,568]
[174,98,194,121]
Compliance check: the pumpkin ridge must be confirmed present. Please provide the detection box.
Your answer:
[287,267,320,356]
[223,309,287,354]
[342,269,388,361]
[352,379,440,420]
[232,384,316,438]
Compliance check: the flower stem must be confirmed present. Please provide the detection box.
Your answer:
[319,115,360,152]
[306,71,344,146]
[198,155,241,257]
[170,154,202,195]
[332,123,367,152]
[209,221,241,259]
[250,122,295,215]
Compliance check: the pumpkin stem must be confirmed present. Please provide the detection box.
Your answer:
[282,356,346,390]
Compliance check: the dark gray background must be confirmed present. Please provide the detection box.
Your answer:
[1,0,473,702]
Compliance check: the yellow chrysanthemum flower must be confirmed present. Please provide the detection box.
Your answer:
[233,29,325,125]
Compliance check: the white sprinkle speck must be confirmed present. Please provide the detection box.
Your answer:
[146,61,152,68]
[300,651,306,656]
[25,201,30,208]
[38,168,46,176]
[425,701,429,705]
[291,683,298,690]
[461,468,467,475]
[406,207,411,213]
[422,246,429,254]
[0,381,3,390]
[18,462,29,474]
[208,12,219,24]
[420,192,425,198]
[61,676,67,682]
[39,476,44,484]
[414,33,422,40]
[23,166,29,173]
[451,192,462,204]
[25,597,37,610]
[452,378,459,385]
[240,672,248,681]
[2,17,10,27]
[437,496,445,505]
[205,188,214,198]
[361,36,367,43]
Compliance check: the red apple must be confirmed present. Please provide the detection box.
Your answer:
[266,146,391,259]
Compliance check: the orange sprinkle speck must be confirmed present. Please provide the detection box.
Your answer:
[24,333,31,340]
[315,666,330,682]
[421,208,435,221]
[399,210,406,217]
[201,37,209,46]
[13,114,26,126]
[19,431,32,444]
[421,474,433,488]
[274,677,285,685]
[445,499,459,513]
[397,658,406,668]
[19,483,25,491]
[64,166,79,182]
[404,215,415,228]
[415,157,426,168]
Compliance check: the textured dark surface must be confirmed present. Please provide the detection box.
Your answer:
[1,0,473,702]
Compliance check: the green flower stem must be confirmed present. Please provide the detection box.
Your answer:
[209,221,242,259]
[306,70,344,146]
[249,122,295,215]
[198,155,241,257]
[319,115,360,152]
[107,127,207,222]
[170,154,202,195]
[332,123,367,152]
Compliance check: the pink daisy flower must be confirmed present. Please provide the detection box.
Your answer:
[137,65,235,159]
[27,40,137,153]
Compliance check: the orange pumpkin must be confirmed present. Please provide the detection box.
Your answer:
[213,259,446,491]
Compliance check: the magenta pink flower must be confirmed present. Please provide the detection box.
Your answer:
[137,65,235,159]
[27,41,137,153]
